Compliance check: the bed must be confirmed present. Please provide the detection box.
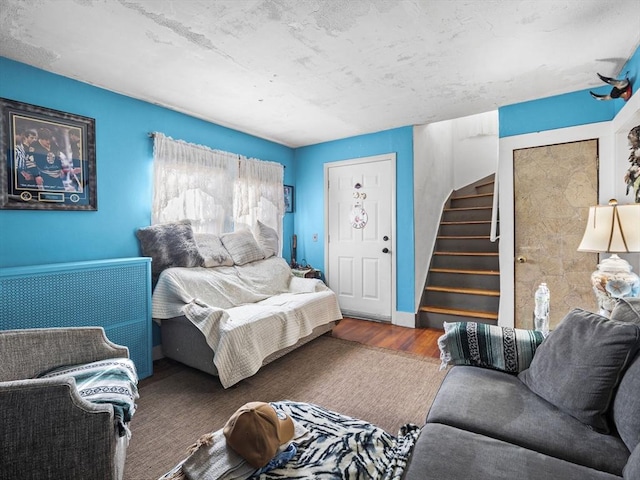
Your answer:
[138,220,343,388]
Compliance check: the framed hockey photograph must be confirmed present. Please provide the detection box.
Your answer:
[0,97,97,210]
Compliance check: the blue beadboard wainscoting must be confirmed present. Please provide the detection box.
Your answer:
[0,257,153,379]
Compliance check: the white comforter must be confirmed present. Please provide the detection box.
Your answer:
[152,257,342,387]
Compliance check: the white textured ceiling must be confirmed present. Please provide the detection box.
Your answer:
[1,0,639,147]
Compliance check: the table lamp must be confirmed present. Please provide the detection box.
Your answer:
[577,199,640,317]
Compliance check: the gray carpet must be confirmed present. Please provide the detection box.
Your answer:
[124,335,447,480]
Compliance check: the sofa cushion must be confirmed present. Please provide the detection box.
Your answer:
[438,322,545,373]
[220,229,265,265]
[404,423,623,480]
[427,366,629,476]
[612,351,640,452]
[136,220,204,277]
[194,233,233,267]
[518,308,640,433]
[611,297,640,325]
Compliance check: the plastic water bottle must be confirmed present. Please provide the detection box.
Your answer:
[534,283,550,335]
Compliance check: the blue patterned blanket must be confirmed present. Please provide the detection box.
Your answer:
[39,357,139,436]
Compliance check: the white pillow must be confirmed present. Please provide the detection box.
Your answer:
[220,230,265,265]
[194,233,233,267]
[255,220,279,258]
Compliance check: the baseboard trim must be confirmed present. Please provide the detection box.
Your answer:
[393,311,415,328]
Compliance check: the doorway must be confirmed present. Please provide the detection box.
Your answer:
[325,154,396,322]
[513,139,598,329]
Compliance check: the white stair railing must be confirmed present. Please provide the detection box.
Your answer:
[490,170,500,242]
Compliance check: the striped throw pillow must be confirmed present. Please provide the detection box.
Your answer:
[438,321,545,374]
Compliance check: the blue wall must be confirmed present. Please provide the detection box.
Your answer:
[500,45,640,137]
[0,57,295,269]
[294,127,415,313]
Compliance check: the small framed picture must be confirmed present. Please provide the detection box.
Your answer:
[284,185,294,213]
[0,97,97,210]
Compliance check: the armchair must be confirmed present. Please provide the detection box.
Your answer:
[0,327,132,480]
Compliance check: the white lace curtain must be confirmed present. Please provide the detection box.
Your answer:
[152,133,284,249]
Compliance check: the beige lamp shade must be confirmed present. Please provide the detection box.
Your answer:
[577,202,640,253]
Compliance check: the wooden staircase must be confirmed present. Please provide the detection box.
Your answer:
[418,174,499,328]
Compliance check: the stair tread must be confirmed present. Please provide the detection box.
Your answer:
[430,267,499,275]
[435,251,498,256]
[452,192,493,200]
[426,285,500,296]
[441,220,492,225]
[444,206,492,211]
[420,305,498,320]
[437,235,491,239]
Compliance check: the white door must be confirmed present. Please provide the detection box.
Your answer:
[325,155,395,321]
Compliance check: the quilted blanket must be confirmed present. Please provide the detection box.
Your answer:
[152,257,343,388]
[160,401,420,480]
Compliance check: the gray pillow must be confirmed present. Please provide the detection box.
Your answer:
[194,233,233,267]
[255,220,279,258]
[611,298,640,325]
[624,443,640,480]
[136,220,204,276]
[518,308,640,433]
[613,352,640,452]
[220,230,265,265]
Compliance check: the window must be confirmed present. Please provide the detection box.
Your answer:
[151,133,284,251]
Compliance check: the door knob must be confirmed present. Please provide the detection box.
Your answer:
[383,236,389,241]
[382,247,390,254]
[516,256,527,263]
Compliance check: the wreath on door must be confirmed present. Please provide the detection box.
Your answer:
[349,184,368,229]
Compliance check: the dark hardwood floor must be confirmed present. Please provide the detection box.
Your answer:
[331,317,443,359]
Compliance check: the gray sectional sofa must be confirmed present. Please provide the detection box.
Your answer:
[404,298,640,480]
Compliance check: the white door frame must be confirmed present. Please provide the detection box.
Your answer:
[498,122,614,328]
[324,153,398,324]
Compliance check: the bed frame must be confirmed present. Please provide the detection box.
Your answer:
[159,316,338,377]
